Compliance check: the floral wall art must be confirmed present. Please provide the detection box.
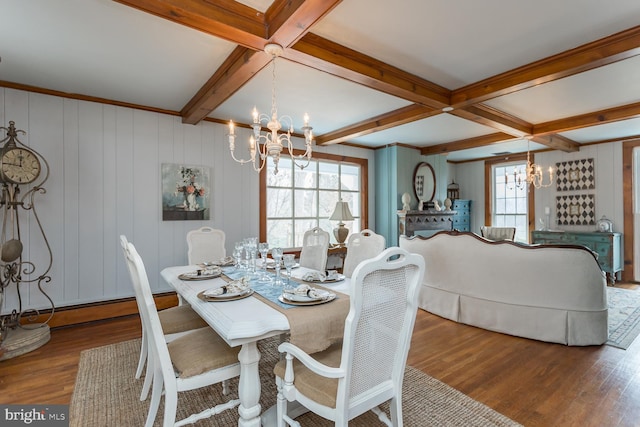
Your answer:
[161,163,210,221]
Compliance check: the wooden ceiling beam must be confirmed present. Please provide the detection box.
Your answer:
[315,104,440,146]
[529,134,580,152]
[451,25,640,107]
[420,133,514,156]
[450,104,532,137]
[118,1,342,124]
[181,46,270,124]
[113,0,268,50]
[265,0,342,47]
[286,33,451,109]
[534,101,640,135]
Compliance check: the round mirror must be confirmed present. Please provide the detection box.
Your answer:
[413,162,436,203]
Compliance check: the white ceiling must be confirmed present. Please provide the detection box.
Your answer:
[2,0,640,162]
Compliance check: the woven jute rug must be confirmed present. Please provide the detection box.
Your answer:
[70,337,521,427]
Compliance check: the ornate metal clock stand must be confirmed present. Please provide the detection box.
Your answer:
[0,121,53,361]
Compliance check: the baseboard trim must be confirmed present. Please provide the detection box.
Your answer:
[21,293,179,329]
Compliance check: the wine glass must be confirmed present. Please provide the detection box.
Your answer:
[283,254,296,289]
[233,241,243,270]
[271,247,283,287]
[246,237,258,279]
[242,238,251,271]
[258,242,271,283]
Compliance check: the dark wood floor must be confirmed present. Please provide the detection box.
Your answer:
[2,288,640,427]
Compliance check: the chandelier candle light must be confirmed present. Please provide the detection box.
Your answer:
[506,140,554,190]
[228,43,313,174]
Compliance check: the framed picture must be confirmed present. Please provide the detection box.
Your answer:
[161,163,210,221]
[556,194,595,226]
[555,158,595,191]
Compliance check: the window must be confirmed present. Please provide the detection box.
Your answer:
[260,152,366,248]
[491,160,530,242]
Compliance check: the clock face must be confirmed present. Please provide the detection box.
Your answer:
[597,218,612,232]
[1,148,41,184]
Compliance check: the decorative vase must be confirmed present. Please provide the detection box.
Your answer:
[186,193,197,211]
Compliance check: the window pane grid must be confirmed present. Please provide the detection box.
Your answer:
[266,158,361,247]
[493,163,528,242]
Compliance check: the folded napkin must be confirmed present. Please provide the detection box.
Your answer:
[326,270,339,280]
[194,265,221,277]
[289,284,323,299]
[217,256,235,266]
[302,271,326,282]
[203,277,250,297]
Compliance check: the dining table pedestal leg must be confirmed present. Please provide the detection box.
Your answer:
[238,341,262,427]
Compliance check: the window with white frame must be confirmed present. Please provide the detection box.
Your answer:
[492,162,529,242]
[263,155,363,248]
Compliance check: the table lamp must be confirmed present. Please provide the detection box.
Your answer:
[330,200,354,246]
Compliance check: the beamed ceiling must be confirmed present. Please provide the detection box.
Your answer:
[2,0,640,161]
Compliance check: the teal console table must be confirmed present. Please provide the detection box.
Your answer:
[531,230,622,284]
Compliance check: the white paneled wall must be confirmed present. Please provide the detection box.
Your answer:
[0,88,375,313]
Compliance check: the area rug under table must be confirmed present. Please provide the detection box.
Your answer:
[70,337,521,427]
[606,286,640,349]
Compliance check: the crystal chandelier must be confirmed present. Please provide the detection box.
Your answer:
[227,43,313,174]
[506,140,554,190]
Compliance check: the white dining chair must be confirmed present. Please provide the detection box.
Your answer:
[342,228,386,278]
[186,227,226,265]
[120,235,208,401]
[122,238,241,427]
[274,247,425,426]
[298,226,330,272]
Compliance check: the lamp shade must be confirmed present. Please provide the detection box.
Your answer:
[330,201,354,222]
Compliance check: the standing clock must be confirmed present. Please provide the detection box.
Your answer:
[0,147,42,184]
[0,121,53,361]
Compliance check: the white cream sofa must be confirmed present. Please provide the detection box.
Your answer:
[400,231,608,346]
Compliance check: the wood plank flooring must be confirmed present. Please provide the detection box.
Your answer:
[2,293,640,427]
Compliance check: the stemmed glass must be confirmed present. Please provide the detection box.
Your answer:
[271,247,284,287]
[242,238,252,272]
[282,254,296,290]
[233,241,243,271]
[258,242,271,283]
[246,237,258,279]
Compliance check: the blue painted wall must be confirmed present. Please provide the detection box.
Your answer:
[375,146,453,246]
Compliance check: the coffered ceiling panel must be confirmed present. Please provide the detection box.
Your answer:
[560,117,640,143]
[350,113,496,147]
[484,56,640,124]
[312,0,640,87]
[1,0,236,112]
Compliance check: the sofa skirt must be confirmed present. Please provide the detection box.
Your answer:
[420,285,608,346]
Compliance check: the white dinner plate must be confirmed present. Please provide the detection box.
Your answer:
[304,274,345,283]
[178,269,222,281]
[279,292,336,306]
[198,288,254,302]
[203,287,250,298]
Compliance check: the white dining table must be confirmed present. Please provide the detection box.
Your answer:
[161,265,351,427]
